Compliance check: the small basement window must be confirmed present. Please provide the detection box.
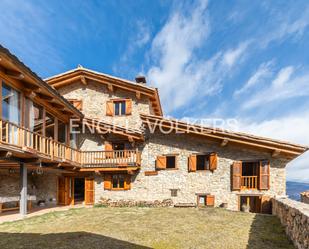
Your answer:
[114,100,126,116]
[166,156,176,169]
[196,155,210,170]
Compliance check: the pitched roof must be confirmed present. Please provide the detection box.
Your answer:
[0,45,83,118]
[140,113,309,159]
[45,66,163,116]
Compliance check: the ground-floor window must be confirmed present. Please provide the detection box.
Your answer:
[104,173,131,190]
[112,174,125,190]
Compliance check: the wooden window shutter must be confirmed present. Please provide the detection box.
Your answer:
[105,142,113,151]
[188,155,197,172]
[68,99,83,111]
[125,99,132,115]
[104,174,112,190]
[232,161,242,190]
[156,156,166,169]
[259,160,270,190]
[73,100,83,111]
[124,175,131,190]
[209,153,218,171]
[105,142,113,158]
[106,101,114,116]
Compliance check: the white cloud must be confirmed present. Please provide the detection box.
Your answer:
[146,0,210,112]
[222,41,249,67]
[242,66,309,109]
[272,66,294,89]
[260,7,309,47]
[234,60,274,96]
[236,112,309,182]
[146,0,250,113]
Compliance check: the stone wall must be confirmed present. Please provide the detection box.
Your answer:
[94,131,288,210]
[58,80,153,132]
[272,197,309,249]
[300,191,309,204]
[0,169,58,206]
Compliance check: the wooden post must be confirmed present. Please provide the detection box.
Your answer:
[20,162,27,216]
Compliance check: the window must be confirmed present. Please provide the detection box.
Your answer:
[196,155,210,170]
[112,174,125,189]
[58,120,67,143]
[166,156,176,169]
[156,155,177,170]
[45,112,55,139]
[114,101,126,116]
[112,142,125,150]
[25,98,43,134]
[106,99,132,116]
[2,82,20,124]
[104,174,131,190]
[188,153,218,172]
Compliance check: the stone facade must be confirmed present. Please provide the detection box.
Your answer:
[94,131,288,211]
[56,76,290,211]
[58,80,153,131]
[300,191,309,204]
[272,197,309,249]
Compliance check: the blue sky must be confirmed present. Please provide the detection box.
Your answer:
[1,0,309,182]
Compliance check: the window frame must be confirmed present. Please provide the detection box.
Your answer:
[112,174,125,190]
[156,154,179,170]
[1,80,21,125]
[113,100,126,116]
[196,154,210,171]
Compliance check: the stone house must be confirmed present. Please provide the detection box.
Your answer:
[0,45,308,215]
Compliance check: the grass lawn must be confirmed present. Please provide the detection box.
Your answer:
[0,207,293,249]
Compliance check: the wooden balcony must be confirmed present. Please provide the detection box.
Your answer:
[81,150,141,167]
[241,176,258,190]
[0,119,141,169]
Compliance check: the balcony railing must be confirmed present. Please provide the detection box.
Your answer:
[0,119,141,168]
[241,176,258,190]
[81,150,141,167]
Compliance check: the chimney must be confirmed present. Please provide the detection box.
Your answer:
[135,75,147,84]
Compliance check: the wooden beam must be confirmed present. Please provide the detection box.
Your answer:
[80,76,87,85]
[107,83,114,92]
[128,136,134,143]
[24,90,37,99]
[6,69,24,80]
[79,167,138,172]
[37,93,54,101]
[221,139,229,147]
[272,149,281,157]
[136,91,141,100]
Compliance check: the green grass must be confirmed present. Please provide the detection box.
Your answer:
[0,207,294,249]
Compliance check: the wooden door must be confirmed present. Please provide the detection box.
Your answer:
[58,177,66,205]
[85,178,94,205]
[58,177,74,205]
[65,177,74,205]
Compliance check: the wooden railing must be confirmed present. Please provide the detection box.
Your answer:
[0,119,141,168]
[241,176,258,190]
[0,119,81,163]
[81,150,141,167]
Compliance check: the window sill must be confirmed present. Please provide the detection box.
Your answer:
[156,168,178,171]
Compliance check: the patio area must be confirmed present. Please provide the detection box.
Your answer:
[0,204,87,224]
